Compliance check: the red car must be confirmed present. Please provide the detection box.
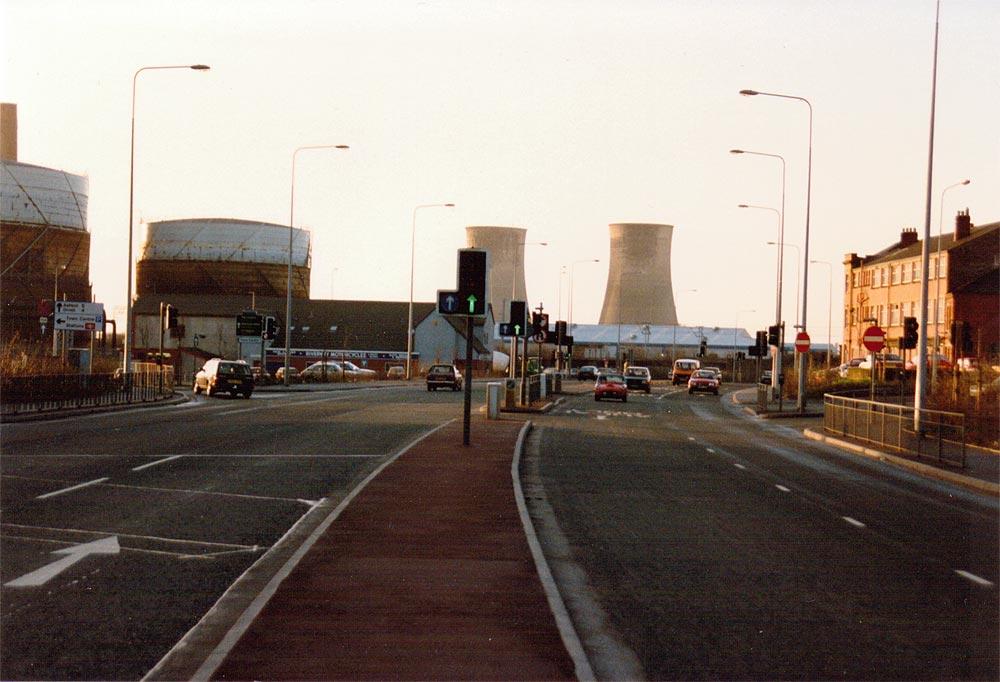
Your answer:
[688,369,720,395]
[595,373,628,402]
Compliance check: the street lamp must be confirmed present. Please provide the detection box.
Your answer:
[285,143,350,386]
[124,63,210,373]
[810,259,833,368]
[740,88,813,412]
[932,179,970,385]
[568,258,599,372]
[406,202,455,380]
[733,309,755,382]
[53,264,68,357]
[739,203,785,390]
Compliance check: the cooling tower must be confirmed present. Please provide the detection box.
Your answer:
[136,218,311,299]
[1,159,91,341]
[598,223,678,326]
[466,226,527,320]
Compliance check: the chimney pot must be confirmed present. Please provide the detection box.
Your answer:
[955,208,972,241]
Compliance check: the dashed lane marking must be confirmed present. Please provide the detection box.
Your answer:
[36,477,109,500]
[842,516,866,528]
[955,570,994,588]
[775,484,791,493]
[733,463,748,470]
[131,455,184,471]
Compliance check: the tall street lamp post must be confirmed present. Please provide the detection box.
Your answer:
[932,179,970,385]
[52,264,68,357]
[768,241,800,327]
[285,144,349,385]
[740,88,813,412]
[124,63,210,372]
[406,203,455,380]
[810,259,833,368]
[739,203,783,391]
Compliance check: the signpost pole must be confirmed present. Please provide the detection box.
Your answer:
[463,315,474,446]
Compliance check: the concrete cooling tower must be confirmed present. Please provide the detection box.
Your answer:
[466,226,527,320]
[136,218,311,299]
[598,223,678,326]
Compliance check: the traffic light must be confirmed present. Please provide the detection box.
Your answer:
[767,324,781,347]
[508,301,527,336]
[262,316,278,341]
[531,312,549,336]
[457,249,488,316]
[698,338,707,357]
[164,305,179,330]
[902,316,918,349]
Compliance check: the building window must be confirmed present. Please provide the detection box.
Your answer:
[911,261,919,282]
[891,265,900,285]
[902,264,910,283]
[873,268,881,287]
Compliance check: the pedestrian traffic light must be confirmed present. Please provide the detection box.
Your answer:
[902,316,918,349]
[767,324,780,347]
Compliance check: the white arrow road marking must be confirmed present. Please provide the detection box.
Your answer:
[5,536,120,588]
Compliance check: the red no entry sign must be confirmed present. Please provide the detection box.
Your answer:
[863,325,886,352]
[794,331,811,353]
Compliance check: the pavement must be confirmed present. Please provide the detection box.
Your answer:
[152,411,581,681]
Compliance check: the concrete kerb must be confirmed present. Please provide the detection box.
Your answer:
[804,428,999,497]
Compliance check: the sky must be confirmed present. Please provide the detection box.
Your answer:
[3,0,998,344]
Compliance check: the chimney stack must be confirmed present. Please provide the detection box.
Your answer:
[899,227,918,247]
[1,103,16,161]
[955,208,972,241]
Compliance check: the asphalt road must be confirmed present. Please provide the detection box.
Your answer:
[528,382,999,680]
[0,384,470,680]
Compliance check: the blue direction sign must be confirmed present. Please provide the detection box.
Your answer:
[438,290,461,315]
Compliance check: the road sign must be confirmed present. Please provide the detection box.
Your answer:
[236,310,263,337]
[457,249,488,317]
[437,290,461,315]
[794,331,811,353]
[533,332,546,343]
[863,325,886,352]
[499,322,520,337]
[54,301,104,331]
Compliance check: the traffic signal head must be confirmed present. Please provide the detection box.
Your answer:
[767,325,780,347]
[698,338,707,357]
[164,305,179,330]
[263,316,278,341]
[902,316,918,349]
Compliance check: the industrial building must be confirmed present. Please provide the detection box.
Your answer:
[1,103,93,343]
[465,225,531,320]
[599,223,678,326]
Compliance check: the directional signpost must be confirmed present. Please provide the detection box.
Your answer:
[54,301,104,331]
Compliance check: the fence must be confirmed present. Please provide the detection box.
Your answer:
[1,369,175,418]
[823,393,966,468]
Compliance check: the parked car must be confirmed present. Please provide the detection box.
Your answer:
[251,366,272,384]
[624,366,652,393]
[837,358,865,378]
[594,373,628,402]
[688,369,720,395]
[301,361,345,382]
[385,365,406,380]
[193,359,253,398]
[672,358,700,385]
[905,354,953,371]
[426,364,463,391]
[577,365,599,381]
[342,361,377,381]
[275,366,301,383]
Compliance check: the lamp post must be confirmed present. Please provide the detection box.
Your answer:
[740,203,784,392]
[932,179,970,385]
[567,258,599,371]
[768,241,800,327]
[740,88,813,412]
[810,259,833,368]
[733,309,755,381]
[124,63,210,373]
[406,202,455,380]
[52,264,68,357]
[285,144,350,386]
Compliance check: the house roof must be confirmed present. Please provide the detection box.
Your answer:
[862,221,998,266]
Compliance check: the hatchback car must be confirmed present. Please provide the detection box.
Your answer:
[343,361,377,381]
[624,366,652,393]
[595,373,628,402]
[577,365,598,381]
[688,369,720,395]
[385,365,405,380]
[426,364,463,391]
[193,359,253,398]
[301,361,344,382]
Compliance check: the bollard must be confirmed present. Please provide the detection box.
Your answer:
[487,382,502,419]
[504,378,517,409]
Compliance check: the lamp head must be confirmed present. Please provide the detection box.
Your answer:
[738,204,749,208]
[739,89,759,96]
[730,149,744,154]
[335,145,349,150]
[445,203,455,207]
[961,179,971,185]
[190,64,211,70]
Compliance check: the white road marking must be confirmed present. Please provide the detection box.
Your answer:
[842,516,866,528]
[36,477,109,500]
[131,455,183,471]
[733,463,747,470]
[706,448,715,454]
[5,536,119,587]
[775,484,791,493]
[687,436,696,441]
[955,570,994,587]
[103,482,314,505]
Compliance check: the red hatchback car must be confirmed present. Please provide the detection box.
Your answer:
[595,373,628,402]
[688,369,720,395]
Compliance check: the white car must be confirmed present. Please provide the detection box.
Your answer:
[300,361,345,382]
[342,361,377,381]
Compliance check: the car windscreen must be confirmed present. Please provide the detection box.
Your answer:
[219,363,250,376]
[429,366,452,375]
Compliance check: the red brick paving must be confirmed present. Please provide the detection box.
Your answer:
[213,416,576,681]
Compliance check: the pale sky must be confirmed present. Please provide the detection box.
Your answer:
[3,0,998,343]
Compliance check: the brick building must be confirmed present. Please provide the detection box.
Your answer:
[842,210,998,362]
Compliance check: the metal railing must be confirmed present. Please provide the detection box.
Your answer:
[1,369,175,418]
[823,393,966,468]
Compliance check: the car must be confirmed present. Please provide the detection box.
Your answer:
[704,366,723,384]
[760,369,772,385]
[385,365,406,380]
[426,364,463,391]
[672,358,700,385]
[193,358,253,398]
[274,366,301,383]
[594,373,628,402]
[301,361,345,382]
[342,360,377,381]
[905,354,952,371]
[577,365,598,381]
[251,366,272,384]
[688,369,720,395]
[837,358,865,378]
[624,366,652,393]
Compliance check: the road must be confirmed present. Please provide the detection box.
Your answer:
[0,384,466,680]
[527,382,999,680]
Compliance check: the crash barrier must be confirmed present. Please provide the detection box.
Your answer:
[1,368,175,418]
[823,393,966,468]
